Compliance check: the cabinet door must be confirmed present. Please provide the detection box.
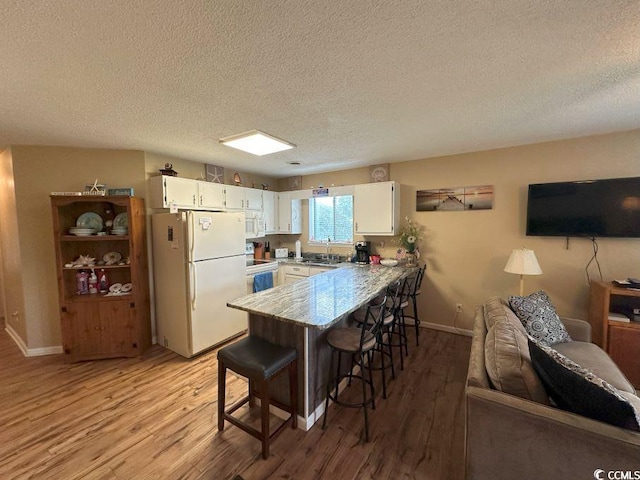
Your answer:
[263,191,278,234]
[309,266,334,276]
[354,182,396,235]
[291,199,302,234]
[225,185,245,210]
[244,188,263,211]
[285,274,307,284]
[163,176,198,208]
[197,181,225,210]
[62,300,135,358]
[278,193,292,233]
[608,325,640,388]
[278,193,302,234]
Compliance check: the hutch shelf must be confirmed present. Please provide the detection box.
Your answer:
[51,195,151,362]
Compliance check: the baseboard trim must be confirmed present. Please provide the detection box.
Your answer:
[422,322,473,337]
[5,324,63,357]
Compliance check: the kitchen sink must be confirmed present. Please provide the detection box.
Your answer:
[298,256,343,265]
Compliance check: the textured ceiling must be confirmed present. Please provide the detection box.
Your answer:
[1,1,639,177]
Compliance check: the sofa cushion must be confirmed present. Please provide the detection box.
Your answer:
[509,290,571,346]
[553,341,636,394]
[485,317,550,404]
[529,339,640,431]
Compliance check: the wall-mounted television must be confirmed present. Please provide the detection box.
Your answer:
[526,177,640,238]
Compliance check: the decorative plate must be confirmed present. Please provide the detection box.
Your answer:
[113,213,128,228]
[76,212,103,231]
[103,252,122,265]
[121,283,133,293]
[109,283,123,293]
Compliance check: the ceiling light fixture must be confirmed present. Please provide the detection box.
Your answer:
[219,130,295,156]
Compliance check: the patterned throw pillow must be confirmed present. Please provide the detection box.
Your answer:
[509,291,571,346]
[529,339,640,431]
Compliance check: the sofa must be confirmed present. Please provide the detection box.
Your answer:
[465,296,640,480]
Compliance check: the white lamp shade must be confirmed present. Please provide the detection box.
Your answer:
[504,248,543,275]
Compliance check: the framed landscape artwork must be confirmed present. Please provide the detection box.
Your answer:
[417,185,494,211]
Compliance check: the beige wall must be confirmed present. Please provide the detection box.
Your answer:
[145,152,278,190]
[276,130,640,332]
[9,146,146,349]
[0,147,26,341]
[393,130,640,331]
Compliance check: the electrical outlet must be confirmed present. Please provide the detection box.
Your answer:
[456,303,463,313]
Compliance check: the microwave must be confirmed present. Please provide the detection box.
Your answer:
[245,210,265,239]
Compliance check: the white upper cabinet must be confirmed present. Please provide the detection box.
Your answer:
[263,190,278,234]
[278,192,302,234]
[244,187,263,211]
[353,181,400,236]
[224,185,245,210]
[197,181,225,210]
[149,175,197,209]
[224,185,263,211]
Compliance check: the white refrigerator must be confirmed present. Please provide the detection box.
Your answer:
[152,211,247,358]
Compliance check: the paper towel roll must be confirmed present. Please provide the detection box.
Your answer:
[295,240,302,259]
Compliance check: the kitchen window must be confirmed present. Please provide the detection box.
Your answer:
[309,195,353,244]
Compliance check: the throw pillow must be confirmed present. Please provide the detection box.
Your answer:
[528,339,640,431]
[509,290,571,346]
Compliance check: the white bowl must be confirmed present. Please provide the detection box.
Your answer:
[380,259,398,267]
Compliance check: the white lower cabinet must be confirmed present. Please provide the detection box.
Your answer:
[279,264,309,284]
[309,266,334,275]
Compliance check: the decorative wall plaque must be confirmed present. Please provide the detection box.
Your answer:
[369,164,389,182]
[286,176,302,190]
[205,164,224,183]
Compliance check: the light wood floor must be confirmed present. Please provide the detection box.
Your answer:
[0,327,471,480]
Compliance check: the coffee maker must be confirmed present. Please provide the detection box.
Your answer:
[354,241,371,264]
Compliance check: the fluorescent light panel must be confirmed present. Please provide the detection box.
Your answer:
[219,130,295,156]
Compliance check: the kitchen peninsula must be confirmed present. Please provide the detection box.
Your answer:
[227,264,411,430]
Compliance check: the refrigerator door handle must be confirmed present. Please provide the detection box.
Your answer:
[190,261,197,310]
[187,211,195,263]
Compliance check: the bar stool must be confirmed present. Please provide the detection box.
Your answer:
[385,278,410,370]
[352,282,403,396]
[402,264,426,346]
[322,295,387,442]
[217,336,298,459]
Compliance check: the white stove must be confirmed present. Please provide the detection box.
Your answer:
[245,243,279,292]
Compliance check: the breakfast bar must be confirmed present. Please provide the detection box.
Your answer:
[227,263,411,430]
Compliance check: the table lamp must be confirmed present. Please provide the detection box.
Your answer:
[504,247,543,296]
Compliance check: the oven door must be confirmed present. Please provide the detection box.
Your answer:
[245,210,265,239]
[246,269,278,294]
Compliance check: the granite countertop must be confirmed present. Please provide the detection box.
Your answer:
[228,264,412,330]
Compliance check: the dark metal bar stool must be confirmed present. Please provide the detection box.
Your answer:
[402,264,426,346]
[352,282,403,396]
[385,278,410,370]
[322,295,387,442]
[217,336,298,459]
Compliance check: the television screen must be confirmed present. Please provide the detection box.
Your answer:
[526,177,640,238]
